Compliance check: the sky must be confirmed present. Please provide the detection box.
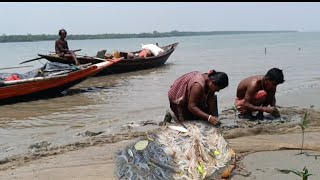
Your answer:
[0,2,320,35]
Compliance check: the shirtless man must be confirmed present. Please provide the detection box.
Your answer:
[55,29,79,65]
[235,68,285,119]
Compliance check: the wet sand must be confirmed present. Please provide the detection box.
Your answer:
[232,150,320,180]
[0,139,137,180]
[0,88,320,179]
[0,131,319,180]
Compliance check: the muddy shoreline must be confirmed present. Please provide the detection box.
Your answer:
[1,106,319,179]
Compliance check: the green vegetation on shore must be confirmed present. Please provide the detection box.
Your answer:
[0,30,297,43]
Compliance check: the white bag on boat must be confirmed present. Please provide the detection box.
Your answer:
[141,44,164,56]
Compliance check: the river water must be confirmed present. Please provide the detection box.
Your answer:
[0,32,320,159]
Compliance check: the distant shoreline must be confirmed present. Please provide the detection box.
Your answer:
[0,30,297,43]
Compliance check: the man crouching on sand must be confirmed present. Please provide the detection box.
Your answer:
[235,68,285,120]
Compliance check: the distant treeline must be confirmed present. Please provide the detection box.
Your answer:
[0,30,297,43]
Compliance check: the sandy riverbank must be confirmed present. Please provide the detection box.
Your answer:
[232,150,320,180]
[0,132,320,180]
[0,132,319,180]
[0,105,319,179]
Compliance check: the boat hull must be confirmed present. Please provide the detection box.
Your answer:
[0,58,123,105]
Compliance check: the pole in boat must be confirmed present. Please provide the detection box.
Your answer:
[0,65,33,70]
[21,49,82,65]
[19,57,44,64]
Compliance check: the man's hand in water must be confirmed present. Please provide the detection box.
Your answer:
[208,116,221,126]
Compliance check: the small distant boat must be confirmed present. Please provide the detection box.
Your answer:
[0,57,123,105]
[37,42,179,75]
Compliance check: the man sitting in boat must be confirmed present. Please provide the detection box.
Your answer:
[235,68,284,120]
[55,29,80,65]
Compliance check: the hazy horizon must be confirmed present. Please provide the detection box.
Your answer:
[0,30,301,36]
[1,2,320,35]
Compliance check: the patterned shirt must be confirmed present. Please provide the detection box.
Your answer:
[168,71,206,106]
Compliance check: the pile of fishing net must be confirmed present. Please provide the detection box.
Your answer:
[116,121,235,179]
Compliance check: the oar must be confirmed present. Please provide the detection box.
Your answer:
[20,57,44,64]
[71,49,82,53]
[0,65,33,70]
[20,49,82,65]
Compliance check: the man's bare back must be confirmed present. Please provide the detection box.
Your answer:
[236,75,264,100]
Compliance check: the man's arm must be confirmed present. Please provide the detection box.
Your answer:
[65,41,70,51]
[55,41,61,54]
[264,90,279,116]
[242,83,266,112]
[271,96,276,106]
[269,89,276,107]
[262,88,276,107]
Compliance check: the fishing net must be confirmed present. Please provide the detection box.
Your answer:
[116,121,233,179]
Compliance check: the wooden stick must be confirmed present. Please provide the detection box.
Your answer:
[0,65,33,70]
[19,57,44,64]
[21,49,83,65]
[47,52,106,62]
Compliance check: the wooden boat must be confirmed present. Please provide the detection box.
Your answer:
[37,42,179,74]
[0,58,123,105]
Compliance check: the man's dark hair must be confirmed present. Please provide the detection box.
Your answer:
[265,68,285,84]
[59,29,67,36]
